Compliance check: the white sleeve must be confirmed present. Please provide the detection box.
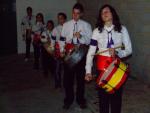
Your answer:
[59,25,66,52]
[85,29,98,74]
[32,24,38,33]
[117,26,132,58]
[52,28,56,37]
[79,23,92,45]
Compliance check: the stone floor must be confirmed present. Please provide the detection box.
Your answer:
[0,54,150,113]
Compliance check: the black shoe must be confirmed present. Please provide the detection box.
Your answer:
[79,103,87,109]
[63,104,70,110]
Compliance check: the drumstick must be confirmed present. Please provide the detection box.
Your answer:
[93,45,123,56]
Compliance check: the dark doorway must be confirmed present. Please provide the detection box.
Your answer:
[0,0,17,56]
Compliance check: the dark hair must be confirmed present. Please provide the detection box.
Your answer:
[97,4,122,32]
[36,13,44,24]
[58,12,67,20]
[27,6,32,12]
[73,3,84,13]
[47,20,54,29]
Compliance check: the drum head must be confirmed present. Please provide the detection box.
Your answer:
[64,45,88,68]
[97,58,129,94]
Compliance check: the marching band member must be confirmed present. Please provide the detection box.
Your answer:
[41,20,54,77]
[60,3,92,109]
[51,12,67,88]
[32,13,45,70]
[85,4,132,113]
[21,6,35,61]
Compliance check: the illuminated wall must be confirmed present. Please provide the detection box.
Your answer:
[16,0,76,53]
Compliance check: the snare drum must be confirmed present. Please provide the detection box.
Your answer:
[64,44,88,68]
[96,58,129,94]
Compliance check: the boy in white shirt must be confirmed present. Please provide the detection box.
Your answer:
[60,3,92,109]
[21,7,35,61]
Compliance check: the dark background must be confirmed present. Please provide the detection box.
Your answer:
[0,0,17,56]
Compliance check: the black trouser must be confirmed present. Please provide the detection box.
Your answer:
[63,56,86,106]
[54,58,62,88]
[33,42,41,69]
[98,86,123,113]
[25,37,31,58]
[41,46,54,75]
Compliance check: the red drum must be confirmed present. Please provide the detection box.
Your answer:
[54,42,61,58]
[64,43,75,54]
[33,34,41,43]
[96,55,113,71]
[96,58,129,94]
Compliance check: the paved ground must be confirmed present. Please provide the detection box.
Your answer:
[0,54,150,113]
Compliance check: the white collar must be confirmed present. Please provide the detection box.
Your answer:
[72,19,81,24]
[104,25,114,32]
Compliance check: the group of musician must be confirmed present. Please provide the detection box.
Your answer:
[21,3,132,113]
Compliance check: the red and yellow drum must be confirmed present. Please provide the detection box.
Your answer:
[96,57,129,94]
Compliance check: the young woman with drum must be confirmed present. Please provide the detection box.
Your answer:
[51,12,67,88]
[32,13,45,70]
[85,4,132,113]
[41,20,54,77]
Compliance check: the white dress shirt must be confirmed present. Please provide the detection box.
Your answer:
[85,25,132,74]
[51,25,63,51]
[60,19,92,52]
[21,15,35,36]
[32,22,45,35]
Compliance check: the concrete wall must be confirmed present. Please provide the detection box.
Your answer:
[77,0,100,29]
[78,0,150,84]
[16,0,76,54]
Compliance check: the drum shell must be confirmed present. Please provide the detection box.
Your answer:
[96,55,113,71]
[64,44,88,68]
[96,58,129,94]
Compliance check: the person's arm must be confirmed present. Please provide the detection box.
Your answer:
[117,26,132,58]
[85,29,98,74]
[59,25,66,53]
[21,17,26,40]
[51,28,57,50]
[78,23,92,45]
